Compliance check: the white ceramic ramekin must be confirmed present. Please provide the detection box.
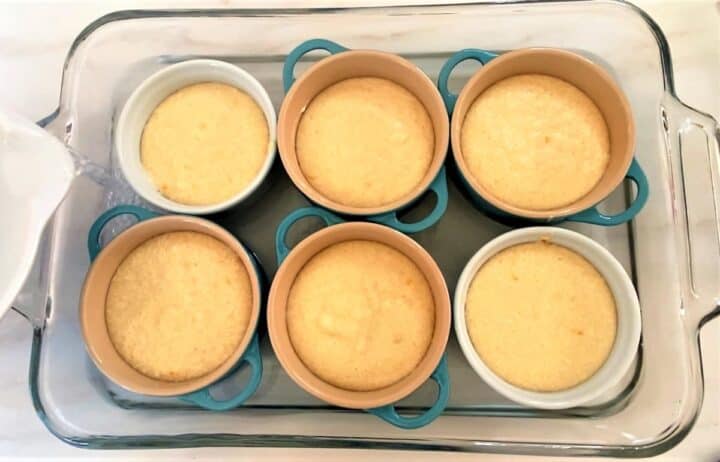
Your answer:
[115,59,277,215]
[454,227,641,409]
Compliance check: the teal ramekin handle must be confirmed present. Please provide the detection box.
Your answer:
[87,205,159,261]
[369,167,448,234]
[283,39,347,92]
[566,158,649,226]
[275,207,344,265]
[367,354,450,429]
[437,49,497,114]
[180,334,263,411]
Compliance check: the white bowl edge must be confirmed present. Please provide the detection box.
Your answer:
[453,226,642,409]
[115,59,277,215]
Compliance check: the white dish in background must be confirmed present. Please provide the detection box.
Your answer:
[115,59,277,215]
[0,109,74,317]
[453,226,642,410]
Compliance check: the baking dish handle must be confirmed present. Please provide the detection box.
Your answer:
[565,158,649,226]
[367,354,449,429]
[437,49,497,114]
[180,334,263,411]
[275,207,344,265]
[368,166,448,234]
[87,205,159,261]
[283,39,347,92]
[664,96,720,330]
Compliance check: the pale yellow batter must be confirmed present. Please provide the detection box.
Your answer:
[287,240,435,391]
[141,82,269,206]
[465,241,617,392]
[106,231,253,382]
[461,74,610,211]
[296,77,434,208]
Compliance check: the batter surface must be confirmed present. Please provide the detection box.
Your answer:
[287,240,435,391]
[141,82,269,205]
[296,77,434,208]
[465,241,617,391]
[106,231,253,381]
[461,74,610,211]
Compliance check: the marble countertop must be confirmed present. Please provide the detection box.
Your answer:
[1,0,719,460]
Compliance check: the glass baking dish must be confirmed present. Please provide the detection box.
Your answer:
[12,0,720,457]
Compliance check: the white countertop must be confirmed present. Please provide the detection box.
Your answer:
[1,0,719,460]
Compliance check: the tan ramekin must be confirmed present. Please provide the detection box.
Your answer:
[80,205,261,399]
[438,47,646,224]
[278,39,449,220]
[267,213,450,411]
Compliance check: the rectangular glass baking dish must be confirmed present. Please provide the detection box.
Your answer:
[12,0,720,457]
